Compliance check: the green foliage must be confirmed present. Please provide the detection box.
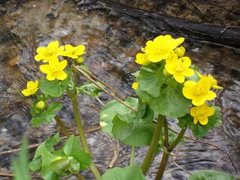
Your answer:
[100,97,138,136]
[100,97,154,146]
[12,137,31,180]
[135,64,190,118]
[29,134,91,180]
[102,165,146,180]
[39,69,71,97]
[77,83,102,97]
[188,170,236,180]
[31,102,62,127]
[137,64,166,97]
[149,85,191,118]
[178,106,222,138]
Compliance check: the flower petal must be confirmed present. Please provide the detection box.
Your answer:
[57,71,67,80]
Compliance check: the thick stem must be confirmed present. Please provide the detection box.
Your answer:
[129,146,135,166]
[70,93,101,180]
[163,118,169,148]
[155,149,169,180]
[155,127,187,179]
[141,115,164,175]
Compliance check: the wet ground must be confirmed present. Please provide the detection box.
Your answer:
[0,0,240,179]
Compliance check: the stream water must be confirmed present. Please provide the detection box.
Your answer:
[0,0,239,179]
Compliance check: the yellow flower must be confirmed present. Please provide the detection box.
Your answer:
[22,80,38,96]
[132,82,139,90]
[40,59,68,81]
[190,104,215,125]
[142,35,184,62]
[174,46,185,57]
[36,100,45,110]
[64,44,85,59]
[165,53,194,83]
[197,73,223,90]
[135,53,150,65]
[34,41,64,62]
[182,79,216,106]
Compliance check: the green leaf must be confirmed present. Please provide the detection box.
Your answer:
[64,136,91,170]
[39,69,71,97]
[112,115,154,146]
[77,83,102,97]
[137,64,166,97]
[112,115,134,140]
[122,122,154,146]
[100,97,138,136]
[188,170,236,180]
[63,135,75,156]
[29,133,61,171]
[102,165,145,180]
[49,157,72,175]
[149,85,191,118]
[12,137,31,180]
[31,102,62,127]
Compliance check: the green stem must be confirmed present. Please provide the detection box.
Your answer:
[155,127,187,180]
[70,93,101,180]
[129,146,135,166]
[155,149,169,180]
[169,127,187,151]
[141,115,164,175]
[163,118,169,147]
[75,173,85,180]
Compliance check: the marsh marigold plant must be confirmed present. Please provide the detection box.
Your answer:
[20,36,229,180]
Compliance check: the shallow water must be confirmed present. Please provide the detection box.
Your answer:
[0,0,239,179]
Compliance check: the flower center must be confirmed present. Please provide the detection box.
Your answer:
[175,64,184,72]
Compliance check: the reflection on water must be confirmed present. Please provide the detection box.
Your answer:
[0,0,239,179]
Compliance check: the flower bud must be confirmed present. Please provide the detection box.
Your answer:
[76,57,84,64]
[132,82,139,90]
[36,100,45,110]
[175,46,185,57]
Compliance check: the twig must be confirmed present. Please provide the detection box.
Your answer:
[0,172,42,179]
[169,154,192,175]
[108,142,120,168]
[55,116,71,137]
[78,66,122,99]
[0,126,101,156]
[72,65,136,112]
[168,127,238,174]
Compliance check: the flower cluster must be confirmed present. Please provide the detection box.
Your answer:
[22,40,85,96]
[133,34,222,126]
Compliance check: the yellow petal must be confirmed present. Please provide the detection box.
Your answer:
[181,57,191,67]
[46,73,56,81]
[57,71,67,80]
[59,60,68,70]
[22,89,30,96]
[174,74,185,83]
[193,117,198,124]
[48,41,59,49]
[182,81,196,99]
[199,117,208,125]
[65,44,73,51]
[40,64,50,74]
[205,91,216,101]
[135,53,150,65]
[184,68,194,77]
[192,96,206,106]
